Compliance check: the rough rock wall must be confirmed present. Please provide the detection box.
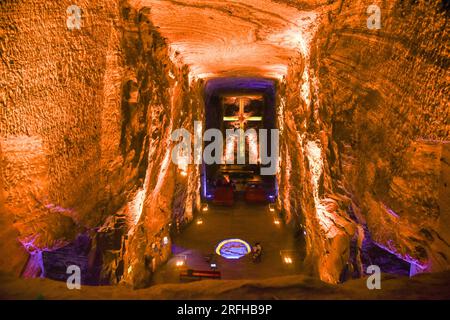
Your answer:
[278,51,358,284]
[0,0,202,283]
[1,0,124,274]
[0,142,28,275]
[279,0,449,282]
[314,0,449,273]
[117,5,204,289]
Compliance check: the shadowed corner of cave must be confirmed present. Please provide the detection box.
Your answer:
[1,0,450,300]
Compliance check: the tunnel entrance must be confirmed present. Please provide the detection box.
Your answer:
[152,78,305,284]
[202,78,278,205]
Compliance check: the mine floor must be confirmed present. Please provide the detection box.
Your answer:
[152,201,306,284]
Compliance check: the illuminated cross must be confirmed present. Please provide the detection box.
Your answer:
[223,97,262,159]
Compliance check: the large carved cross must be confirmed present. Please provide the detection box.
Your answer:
[223,97,262,159]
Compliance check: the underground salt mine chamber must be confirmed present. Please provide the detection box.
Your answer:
[0,0,449,300]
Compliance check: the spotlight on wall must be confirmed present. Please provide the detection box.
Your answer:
[196,218,203,225]
[300,224,307,235]
[273,218,281,225]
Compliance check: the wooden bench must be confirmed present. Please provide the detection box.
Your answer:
[179,269,221,282]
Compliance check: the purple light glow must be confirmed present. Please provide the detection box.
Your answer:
[44,203,75,214]
[374,241,428,270]
[19,236,46,278]
[205,78,276,97]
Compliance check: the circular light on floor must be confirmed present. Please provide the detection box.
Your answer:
[215,238,251,260]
